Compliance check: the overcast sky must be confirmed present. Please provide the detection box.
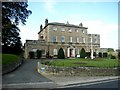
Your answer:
[19,0,119,50]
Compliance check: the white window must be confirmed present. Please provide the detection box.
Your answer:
[69,36,72,43]
[89,37,91,43]
[82,30,85,34]
[94,35,97,43]
[61,28,65,31]
[53,49,57,55]
[68,28,72,32]
[61,36,65,43]
[53,26,57,31]
[53,36,57,42]
[82,37,85,43]
[76,37,79,43]
[75,29,78,32]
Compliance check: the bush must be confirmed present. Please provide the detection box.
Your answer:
[36,50,42,59]
[80,48,86,58]
[111,55,116,59]
[103,53,108,57]
[57,48,65,59]
[86,52,91,58]
[93,52,96,57]
[29,51,35,59]
[99,52,102,57]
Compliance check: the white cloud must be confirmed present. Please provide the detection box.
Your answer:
[44,0,57,13]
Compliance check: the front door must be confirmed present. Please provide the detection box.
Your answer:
[70,49,73,57]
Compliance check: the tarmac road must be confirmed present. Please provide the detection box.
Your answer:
[2,59,52,84]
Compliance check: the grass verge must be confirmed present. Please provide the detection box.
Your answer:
[2,54,21,65]
[47,58,120,68]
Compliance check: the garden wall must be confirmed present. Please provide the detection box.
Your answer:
[38,63,119,76]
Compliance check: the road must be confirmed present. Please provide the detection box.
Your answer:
[2,59,52,84]
[51,79,120,90]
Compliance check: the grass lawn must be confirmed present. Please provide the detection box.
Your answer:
[48,58,120,68]
[2,54,21,65]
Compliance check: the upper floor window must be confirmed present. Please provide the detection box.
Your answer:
[82,37,85,43]
[75,29,78,32]
[53,26,57,31]
[94,35,97,43]
[61,36,65,43]
[61,28,65,31]
[76,37,79,43]
[69,36,72,43]
[82,30,85,34]
[53,36,57,42]
[68,28,72,32]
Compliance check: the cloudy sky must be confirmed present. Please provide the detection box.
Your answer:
[19,0,118,50]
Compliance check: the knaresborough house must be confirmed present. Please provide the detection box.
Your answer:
[24,19,100,59]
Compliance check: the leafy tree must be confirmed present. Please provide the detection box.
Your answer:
[2,2,32,55]
[80,48,86,58]
[58,48,65,59]
[36,50,42,59]
[107,48,114,52]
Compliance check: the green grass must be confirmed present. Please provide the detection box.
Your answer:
[48,58,120,68]
[2,54,21,65]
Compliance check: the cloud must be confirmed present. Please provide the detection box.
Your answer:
[44,0,57,13]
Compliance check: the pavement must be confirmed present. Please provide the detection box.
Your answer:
[2,59,119,89]
[40,72,119,86]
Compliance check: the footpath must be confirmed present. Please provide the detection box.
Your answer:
[40,72,119,86]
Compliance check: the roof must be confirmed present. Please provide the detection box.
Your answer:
[38,22,88,34]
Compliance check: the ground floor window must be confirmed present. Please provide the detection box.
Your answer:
[53,49,57,55]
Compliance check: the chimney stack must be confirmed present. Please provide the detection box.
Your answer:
[45,18,48,26]
[40,24,42,31]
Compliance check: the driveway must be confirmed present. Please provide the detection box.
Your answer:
[2,59,52,84]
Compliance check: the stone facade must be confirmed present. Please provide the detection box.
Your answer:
[24,19,100,59]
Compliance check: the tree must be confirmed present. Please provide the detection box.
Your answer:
[2,2,32,55]
[80,48,86,58]
[57,48,65,59]
[107,48,114,52]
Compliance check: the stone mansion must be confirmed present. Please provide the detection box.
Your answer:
[24,19,100,59]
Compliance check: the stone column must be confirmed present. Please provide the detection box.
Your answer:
[67,48,70,57]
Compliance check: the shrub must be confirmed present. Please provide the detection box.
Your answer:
[29,51,35,59]
[36,50,42,59]
[80,48,86,58]
[86,52,91,58]
[103,53,108,57]
[57,48,65,59]
[111,55,116,59]
[99,52,102,57]
[93,52,96,57]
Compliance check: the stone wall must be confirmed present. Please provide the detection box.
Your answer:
[38,63,118,76]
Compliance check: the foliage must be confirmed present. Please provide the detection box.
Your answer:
[93,52,96,57]
[48,58,119,68]
[57,48,65,59]
[107,48,114,52]
[36,50,42,59]
[99,52,102,57]
[2,2,32,55]
[86,52,91,58]
[2,54,20,65]
[29,51,35,59]
[80,48,86,58]
[103,53,108,57]
[118,52,120,59]
[111,55,116,59]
